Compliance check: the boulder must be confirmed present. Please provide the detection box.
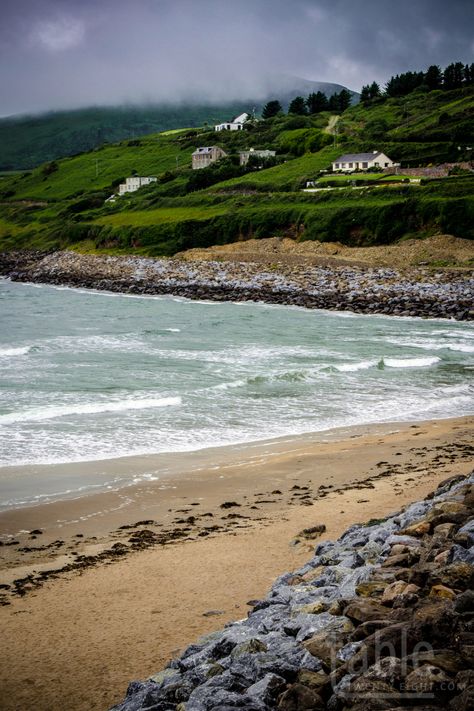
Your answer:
[344,599,387,623]
[296,669,330,694]
[454,589,474,614]
[431,562,474,591]
[403,664,451,693]
[351,619,392,642]
[304,622,353,668]
[402,649,464,675]
[429,584,456,600]
[277,683,324,710]
[230,639,267,658]
[381,581,410,606]
[246,673,286,705]
[361,656,402,686]
[400,520,431,537]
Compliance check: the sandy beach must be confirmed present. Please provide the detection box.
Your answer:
[0,415,472,710]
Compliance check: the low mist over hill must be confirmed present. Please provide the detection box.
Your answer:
[0,78,356,170]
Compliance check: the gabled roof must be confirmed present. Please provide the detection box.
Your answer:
[192,146,220,155]
[334,152,382,162]
[232,112,249,123]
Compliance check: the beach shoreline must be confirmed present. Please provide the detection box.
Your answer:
[0,415,472,710]
[1,416,472,586]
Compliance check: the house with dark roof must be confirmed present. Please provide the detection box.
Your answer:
[332,151,398,172]
[192,146,227,170]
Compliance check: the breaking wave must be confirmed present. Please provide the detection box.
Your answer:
[0,396,181,425]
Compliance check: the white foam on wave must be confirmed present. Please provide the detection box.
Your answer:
[0,396,181,425]
[334,360,376,372]
[384,337,474,353]
[165,328,181,333]
[384,356,441,368]
[213,379,247,391]
[448,343,474,353]
[0,346,31,357]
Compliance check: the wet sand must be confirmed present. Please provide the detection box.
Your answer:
[0,416,472,710]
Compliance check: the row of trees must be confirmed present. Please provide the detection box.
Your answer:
[361,62,474,103]
[262,89,352,119]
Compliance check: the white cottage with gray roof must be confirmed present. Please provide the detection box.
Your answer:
[332,151,398,172]
[215,113,249,132]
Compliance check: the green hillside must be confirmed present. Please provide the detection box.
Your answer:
[0,83,473,258]
[0,79,355,170]
[338,86,474,165]
[0,104,247,171]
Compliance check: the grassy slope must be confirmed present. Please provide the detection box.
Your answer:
[0,86,473,255]
[0,104,249,170]
[339,86,474,165]
[210,147,340,190]
[9,131,194,201]
[0,78,356,170]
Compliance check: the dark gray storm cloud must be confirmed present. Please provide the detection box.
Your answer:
[1,0,473,115]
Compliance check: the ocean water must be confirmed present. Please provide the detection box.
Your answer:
[0,279,473,506]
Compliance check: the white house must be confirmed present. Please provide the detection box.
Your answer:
[239,148,276,166]
[118,176,157,195]
[215,112,249,132]
[192,146,227,169]
[332,151,399,172]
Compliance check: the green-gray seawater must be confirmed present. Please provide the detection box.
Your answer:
[1,280,473,509]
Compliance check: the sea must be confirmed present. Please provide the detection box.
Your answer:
[1,279,473,510]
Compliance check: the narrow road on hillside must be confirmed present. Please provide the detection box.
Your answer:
[324,114,340,134]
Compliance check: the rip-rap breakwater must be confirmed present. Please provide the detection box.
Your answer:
[111,473,474,711]
[1,250,473,320]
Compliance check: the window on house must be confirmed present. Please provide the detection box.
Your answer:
[362,162,368,168]
[349,163,353,168]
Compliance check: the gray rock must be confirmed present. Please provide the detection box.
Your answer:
[246,673,286,704]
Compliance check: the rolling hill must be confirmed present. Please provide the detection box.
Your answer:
[0,83,472,258]
[0,78,356,170]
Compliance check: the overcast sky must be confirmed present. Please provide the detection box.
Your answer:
[1,0,473,116]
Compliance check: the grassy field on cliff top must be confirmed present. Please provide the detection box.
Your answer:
[0,85,473,257]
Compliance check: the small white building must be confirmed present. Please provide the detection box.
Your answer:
[192,146,227,169]
[332,151,399,172]
[118,176,157,195]
[239,148,276,166]
[215,112,249,132]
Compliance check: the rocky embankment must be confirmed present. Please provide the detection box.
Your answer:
[112,474,474,711]
[0,250,473,320]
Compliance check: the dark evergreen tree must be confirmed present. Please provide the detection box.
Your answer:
[338,89,352,112]
[369,81,381,99]
[261,100,282,119]
[288,96,307,115]
[306,91,329,114]
[464,63,474,85]
[328,93,339,112]
[453,62,465,87]
[360,85,371,104]
[443,62,464,89]
[425,65,442,90]
[385,70,424,97]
